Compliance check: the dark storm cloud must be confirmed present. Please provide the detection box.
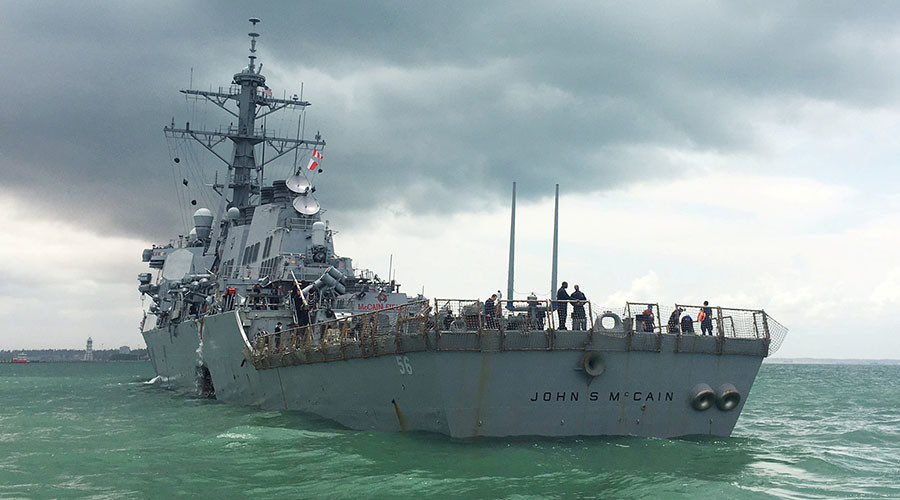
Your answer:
[2,1,900,239]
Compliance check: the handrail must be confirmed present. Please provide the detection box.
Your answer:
[246,298,787,369]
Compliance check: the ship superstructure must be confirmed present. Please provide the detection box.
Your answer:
[139,19,787,439]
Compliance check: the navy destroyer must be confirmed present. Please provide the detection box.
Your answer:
[140,19,787,438]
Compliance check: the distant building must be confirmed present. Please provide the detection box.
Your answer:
[84,337,93,361]
[118,346,131,355]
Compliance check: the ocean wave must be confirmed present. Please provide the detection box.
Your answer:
[143,375,169,385]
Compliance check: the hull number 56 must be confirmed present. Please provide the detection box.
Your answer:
[395,355,413,375]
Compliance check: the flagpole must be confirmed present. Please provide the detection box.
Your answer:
[300,82,306,141]
[292,86,303,175]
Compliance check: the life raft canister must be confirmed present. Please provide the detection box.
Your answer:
[716,383,741,411]
[582,351,605,377]
[690,383,715,411]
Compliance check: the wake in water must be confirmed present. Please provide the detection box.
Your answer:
[144,375,169,385]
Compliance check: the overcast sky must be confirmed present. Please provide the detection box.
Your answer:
[1,1,899,358]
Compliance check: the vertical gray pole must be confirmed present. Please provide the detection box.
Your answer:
[506,182,516,309]
[550,184,559,301]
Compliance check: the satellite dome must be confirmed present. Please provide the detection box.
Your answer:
[193,207,213,218]
[226,207,241,220]
[192,208,214,239]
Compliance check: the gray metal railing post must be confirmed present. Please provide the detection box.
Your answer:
[395,306,403,354]
[434,299,441,351]
[587,301,594,331]
[716,307,725,338]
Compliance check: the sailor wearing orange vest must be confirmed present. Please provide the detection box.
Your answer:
[698,300,713,335]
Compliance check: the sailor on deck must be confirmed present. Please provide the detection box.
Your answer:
[668,307,684,334]
[570,284,586,330]
[641,304,655,332]
[699,301,714,335]
[484,294,498,329]
[681,313,695,334]
[555,282,569,329]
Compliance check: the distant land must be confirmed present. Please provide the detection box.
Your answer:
[0,349,148,363]
[766,357,899,365]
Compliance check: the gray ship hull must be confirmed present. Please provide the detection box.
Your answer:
[143,311,763,439]
[143,319,203,390]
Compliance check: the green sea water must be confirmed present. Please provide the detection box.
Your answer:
[0,362,897,499]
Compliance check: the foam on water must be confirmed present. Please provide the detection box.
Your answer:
[0,362,897,498]
[144,375,167,385]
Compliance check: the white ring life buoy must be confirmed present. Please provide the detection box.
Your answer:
[690,383,715,411]
[716,383,741,411]
[597,311,623,332]
[582,351,605,377]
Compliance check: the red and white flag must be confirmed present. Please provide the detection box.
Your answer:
[312,149,323,159]
[307,158,319,171]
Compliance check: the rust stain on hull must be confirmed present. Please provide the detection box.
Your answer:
[391,399,407,432]
[275,368,288,409]
[472,353,492,437]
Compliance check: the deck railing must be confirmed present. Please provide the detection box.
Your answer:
[248,298,787,369]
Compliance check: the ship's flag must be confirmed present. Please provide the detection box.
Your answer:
[263,85,272,97]
[312,149,323,159]
[307,158,319,171]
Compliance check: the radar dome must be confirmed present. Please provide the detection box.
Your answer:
[192,208,213,239]
[193,207,213,221]
[225,207,241,220]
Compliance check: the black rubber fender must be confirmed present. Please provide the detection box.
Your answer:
[716,383,741,411]
[690,383,715,411]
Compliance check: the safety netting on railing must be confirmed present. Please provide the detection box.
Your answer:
[248,297,787,369]
[250,299,432,367]
[503,299,554,332]
[434,298,484,332]
[550,299,593,331]
[672,304,773,341]
[765,314,789,354]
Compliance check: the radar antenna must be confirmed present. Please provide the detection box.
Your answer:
[248,17,260,72]
[164,17,326,210]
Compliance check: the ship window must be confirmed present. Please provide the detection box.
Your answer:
[252,242,260,263]
[263,236,273,259]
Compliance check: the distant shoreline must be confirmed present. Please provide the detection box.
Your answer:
[765,358,899,365]
[0,349,149,363]
[0,360,150,364]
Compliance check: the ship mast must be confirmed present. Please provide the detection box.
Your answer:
[164,18,325,210]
